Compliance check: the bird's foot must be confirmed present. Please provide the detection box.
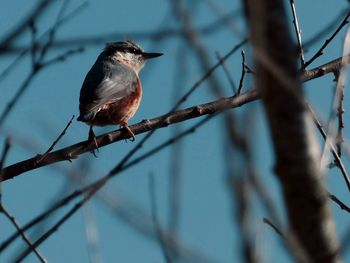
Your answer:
[121,123,135,142]
[88,126,99,157]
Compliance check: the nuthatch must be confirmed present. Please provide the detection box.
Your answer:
[77,40,163,146]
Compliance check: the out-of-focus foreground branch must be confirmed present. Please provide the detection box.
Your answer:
[244,0,341,262]
[1,54,348,182]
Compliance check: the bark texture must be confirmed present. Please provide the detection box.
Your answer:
[243,1,341,262]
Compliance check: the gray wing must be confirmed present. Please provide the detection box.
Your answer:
[78,54,138,121]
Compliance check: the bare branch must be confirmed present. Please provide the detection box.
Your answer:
[0,1,88,82]
[329,193,350,214]
[303,11,350,68]
[1,53,347,182]
[237,50,247,94]
[13,114,216,262]
[36,115,75,164]
[302,54,350,81]
[289,0,305,67]
[304,8,349,48]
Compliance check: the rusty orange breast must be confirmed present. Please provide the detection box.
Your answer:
[88,79,142,126]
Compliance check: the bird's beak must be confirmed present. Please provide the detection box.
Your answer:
[142,52,163,59]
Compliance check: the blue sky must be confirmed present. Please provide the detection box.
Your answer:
[0,0,349,262]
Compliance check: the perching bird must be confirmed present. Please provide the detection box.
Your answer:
[77,40,163,147]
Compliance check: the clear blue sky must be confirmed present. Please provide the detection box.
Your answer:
[0,0,349,262]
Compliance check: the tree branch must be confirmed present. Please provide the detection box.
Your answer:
[1,54,349,182]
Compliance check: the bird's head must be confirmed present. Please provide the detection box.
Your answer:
[104,40,163,73]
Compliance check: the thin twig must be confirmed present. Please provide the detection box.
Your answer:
[289,0,305,67]
[0,137,12,199]
[334,71,346,158]
[319,28,350,184]
[329,193,350,214]
[36,115,75,164]
[303,11,350,68]
[307,104,350,192]
[237,50,246,95]
[333,29,350,163]
[304,8,349,48]
[262,218,284,237]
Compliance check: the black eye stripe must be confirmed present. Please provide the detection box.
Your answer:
[128,47,140,54]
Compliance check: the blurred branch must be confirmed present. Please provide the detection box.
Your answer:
[0,204,47,263]
[244,0,341,262]
[171,0,228,98]
[0,1,88,82]
[167,44,188,262]
[308,104,350,191]
[0,138,46,262]
[262,218,284,237]
[0,46,83,127]
[13,114,217,262]
[203,0,243,35]
[1,9,240,54]
[0,0,53,52]
[149,174,172,263]
[2,54,349,181]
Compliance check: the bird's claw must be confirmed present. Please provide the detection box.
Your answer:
[122,123,135,142]
[88,126,99,157]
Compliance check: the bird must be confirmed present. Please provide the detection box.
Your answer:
[77,40,163,148]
